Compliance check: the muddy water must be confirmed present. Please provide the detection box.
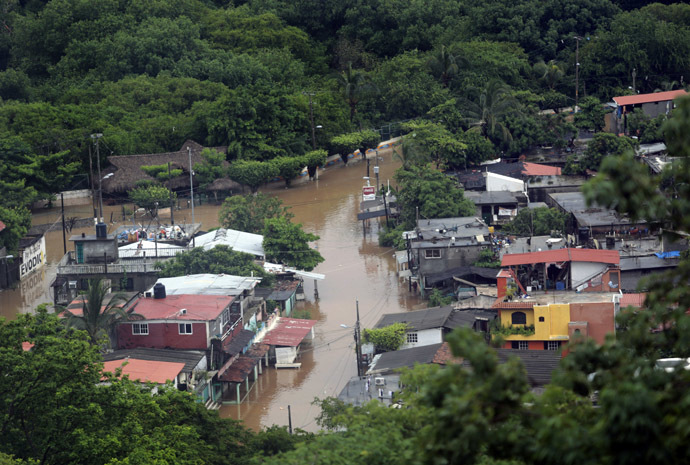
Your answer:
[0,147,423,432]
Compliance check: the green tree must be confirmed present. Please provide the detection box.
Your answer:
[155,245,274,286]
[534,59,565,90]
[0,309,261,465]
[463,79,521,145]
[428,289,454,306]
[263,217,324,271]
[459,130,496,167]
[128,184,176,217]
[574,96,608,132]
[193,148,227,201]
[564,132,636,174]
[0,206,31,254]
[226,159,277,193]
[503,207,568,236]
[303,149,327,180]
[399,120,467,169]
[329,130,380,165]
[427,45,461,89]
[61,278,141,349]
[363,322,408,353]
[219,193,293,234]
[395,165,475,227]
[271,156,305,188]
[335,63,374,123]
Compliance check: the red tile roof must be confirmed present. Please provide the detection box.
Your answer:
[432,342,464,365]
[620,293,646,308]
[0,220,5,233]
[262,318,317,347]
[501,248,619,267]
[493,299,536,309]
[103,359,185,384]
[613,90,687,106]
[22,342,34,351]
[521,162,561,176]
[133,295,232,321]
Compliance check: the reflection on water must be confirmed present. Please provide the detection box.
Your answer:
[0,147,423,432]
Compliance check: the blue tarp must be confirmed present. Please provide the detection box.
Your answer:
[655,251,681,259]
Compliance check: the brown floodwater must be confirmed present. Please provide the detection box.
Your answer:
[0,147,423,432]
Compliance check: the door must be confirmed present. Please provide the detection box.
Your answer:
[76,243,84,264]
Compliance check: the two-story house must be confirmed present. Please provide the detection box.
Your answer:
[116,284,234,352]
[405,217,492,295]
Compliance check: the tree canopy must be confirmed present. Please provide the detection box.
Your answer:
[262,217,324,271]
[218,193,293,234]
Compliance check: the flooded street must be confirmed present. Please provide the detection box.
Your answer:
[0,147,423,431]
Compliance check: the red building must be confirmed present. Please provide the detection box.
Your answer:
[116,293,234,351]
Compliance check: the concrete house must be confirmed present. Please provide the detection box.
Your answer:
[116,287,234,351]
[370,306,497,350]
[405,217,491,293]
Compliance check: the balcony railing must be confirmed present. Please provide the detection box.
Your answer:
[57,251,168,275]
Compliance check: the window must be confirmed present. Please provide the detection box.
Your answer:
[179,323,193,335]
[406,332,418,344]
[132,323,148,335]
[512,341,529,350]
[538,316,545,322]
[545,341,561,351]
[511,312,527,325]
[424,249,441,259]
[220,308,230,327]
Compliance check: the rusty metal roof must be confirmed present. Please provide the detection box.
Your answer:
[262,318,317,347]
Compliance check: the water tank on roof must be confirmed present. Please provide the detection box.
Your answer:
[96,222,107,238]
[153,283,166,299]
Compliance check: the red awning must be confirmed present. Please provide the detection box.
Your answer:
[262,318,317,347]
[501,248,619,267]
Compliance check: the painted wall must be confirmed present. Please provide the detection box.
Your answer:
[571,262,607,288]
[501,304,570,342]
[569,302,615,345]
[117,321,208,350]
[486,172,524,192]
[400,328,443,349]
[417,243,485,287]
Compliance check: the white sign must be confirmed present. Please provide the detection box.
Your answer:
[362,186,376,201]
[20,236,46,280]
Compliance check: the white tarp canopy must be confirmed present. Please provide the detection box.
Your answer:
[194,228,265,258]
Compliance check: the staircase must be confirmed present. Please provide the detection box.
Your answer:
[204,398,221,410]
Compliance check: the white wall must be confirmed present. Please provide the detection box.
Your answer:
[571,262,607,288]
[401,328,443,349]
[486,172,525,192]
[275,346,298,364]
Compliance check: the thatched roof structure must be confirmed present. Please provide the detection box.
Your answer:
[103,140,228,194]
[206,177,242,192]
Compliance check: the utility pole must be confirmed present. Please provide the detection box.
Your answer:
[374,149,380,189]
[168,162,174,226]
[61,193,67,254]
[88,142,96,223]
[632,68,637,93]
[355,299,363,378]
[187,146,196,247]
[287,405,293,435]
[304,91,317,150]
[574,36,582,113]
[91,133,104,222]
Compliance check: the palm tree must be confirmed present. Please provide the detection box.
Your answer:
[534,60,564,90]
[335,62,373,123]
[62,278,142,349]
[463,80,521,145]
[427,45,461,89]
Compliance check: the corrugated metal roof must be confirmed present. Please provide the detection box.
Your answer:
[492,349,561,386]
[194,228,265,257]
[374,306,453,331]
[223,329,256,355]
[367,343,444,374]
[262,318,317,347]
[133,294,232,320]
[501,248,619,266]
[218,355,260,383]
[103,348,205,373]
[493,300,536,309]
[102,359,185,384]
[152,274,261,296]
[613,90,687,106]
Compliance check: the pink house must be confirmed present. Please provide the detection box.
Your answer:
[116,293,234,351]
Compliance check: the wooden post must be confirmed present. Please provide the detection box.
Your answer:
[288,405,293,435]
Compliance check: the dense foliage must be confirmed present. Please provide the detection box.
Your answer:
[155,244,275,286]
[362,322,408,353]
[219,193,293,234]
[503,206,569,236]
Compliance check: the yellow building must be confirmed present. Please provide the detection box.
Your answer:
[495,302,570,351]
